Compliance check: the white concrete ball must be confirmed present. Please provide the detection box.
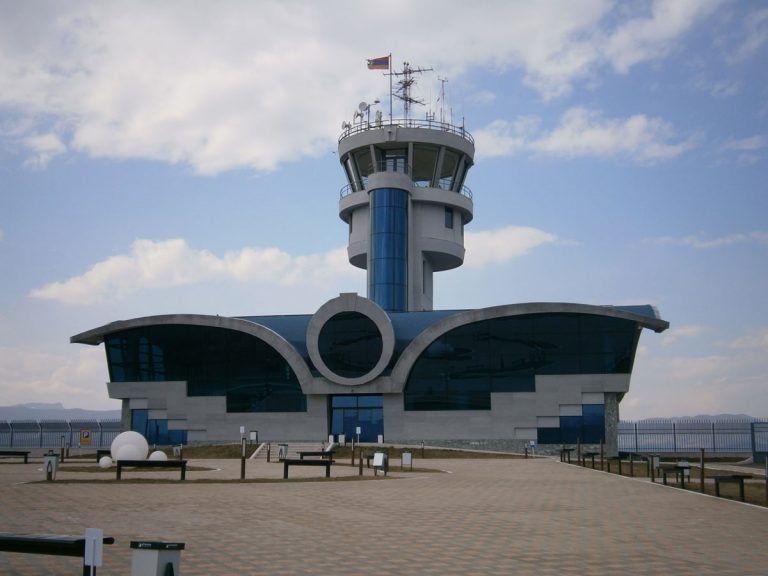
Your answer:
[148,450,168,461]
[116,443,146,461]
[110,431,149,460]
[98,456,113,469]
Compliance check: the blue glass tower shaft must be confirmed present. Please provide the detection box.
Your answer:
[369,188,408,312]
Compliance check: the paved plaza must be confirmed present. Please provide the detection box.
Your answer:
[0,454,766,575]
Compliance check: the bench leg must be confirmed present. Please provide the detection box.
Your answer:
[283,461,289,479]
[181,463,186,481]
[739,480,745,502]
[325,464,330,478]
[116,465,122,481]
[715,480,720,497]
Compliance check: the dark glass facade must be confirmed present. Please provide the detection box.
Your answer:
[330,395,383,442]
[370,188,408,312]
[131,409,188,445]
[537,404,605,444]
[405,313,638,411]
[105,325,306,413]
[318,312,383,378]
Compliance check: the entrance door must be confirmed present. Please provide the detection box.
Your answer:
[330,395,383,442]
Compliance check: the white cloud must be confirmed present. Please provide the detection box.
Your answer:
[648,231,768,249]
[29,238,358,305]
[22,132,67,169]
[464,226,559,268]
[30,225,558,304]
[661,324,708,346]
[724,328,768,351]
[626,325,768,419]
[728,7,768,62]
[475,107,693,162]
[0,345,115,409]
[722,135,767,151]
[0,1,723,173]
[601,0,724,73]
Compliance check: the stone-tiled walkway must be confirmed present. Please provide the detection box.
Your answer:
[0,456,766,575]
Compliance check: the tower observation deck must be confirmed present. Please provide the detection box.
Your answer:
[338,116,475,312]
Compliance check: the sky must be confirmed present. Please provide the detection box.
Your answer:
[0,0,766,419]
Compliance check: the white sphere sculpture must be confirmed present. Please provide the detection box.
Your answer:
[98,456,113,469]
[110,431,149,461]
[116,443,146,461]
[149,450,168,461]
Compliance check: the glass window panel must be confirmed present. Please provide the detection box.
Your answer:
[560,416,583,443]
[412,144,438,186]
[106,325,306,413]
[439,150,459,190]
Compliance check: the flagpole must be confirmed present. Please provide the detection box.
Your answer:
[389,52,393,124]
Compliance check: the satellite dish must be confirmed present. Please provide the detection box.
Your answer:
[359,101,368,112]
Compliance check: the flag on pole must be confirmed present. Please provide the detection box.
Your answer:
[367,55,390,70]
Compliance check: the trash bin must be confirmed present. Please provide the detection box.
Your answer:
[43,451,58,481]
[130,541,185,576]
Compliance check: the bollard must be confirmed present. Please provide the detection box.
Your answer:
[358,449,363,476]
[267,443,271,463]
[43,450,58,481]
[700,448,705,493]
[240,437,246,480]
[524,447,528,459]
[629,453,634,477]
[130,541,184,576]
[600,441,604,471]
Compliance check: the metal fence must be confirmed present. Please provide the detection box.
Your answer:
[618,419,768,453]
[0,420,122,449]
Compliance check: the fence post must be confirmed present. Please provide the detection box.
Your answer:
[700,448,705,493]
[712,422,716,452]
[38,421,43,448]
[672,422,677,453]
[750,422,756,457]
[634,422,639,452]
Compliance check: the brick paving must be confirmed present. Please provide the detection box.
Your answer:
[0,456,766,575]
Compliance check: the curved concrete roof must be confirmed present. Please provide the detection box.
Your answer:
[71,314,314,387]
[71,302,668,396]
[389,302,669,387]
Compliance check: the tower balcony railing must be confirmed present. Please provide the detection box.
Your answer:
[340,181,473,199]
[339,117,474,145]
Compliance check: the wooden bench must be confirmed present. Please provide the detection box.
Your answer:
[659,463,691,488]
[116,459,187,481]
[0,450,31,463]
[282,458,334,479]
[581,451,599,468]
[712,474,753,502]
[297,450,335,460]
[0,532,114,575]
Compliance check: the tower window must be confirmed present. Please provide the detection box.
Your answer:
[445,207,454,229]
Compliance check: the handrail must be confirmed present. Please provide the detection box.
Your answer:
[341,181,473,200]
[339,117,474,145]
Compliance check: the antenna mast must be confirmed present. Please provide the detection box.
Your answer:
[438,76,448,124]
[390,62,433,120]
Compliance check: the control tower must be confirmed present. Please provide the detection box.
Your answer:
[337,64,475,311]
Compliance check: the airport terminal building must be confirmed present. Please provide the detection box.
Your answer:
[72,66,668,454]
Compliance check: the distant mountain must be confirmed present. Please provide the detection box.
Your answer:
[0,403,121,421]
